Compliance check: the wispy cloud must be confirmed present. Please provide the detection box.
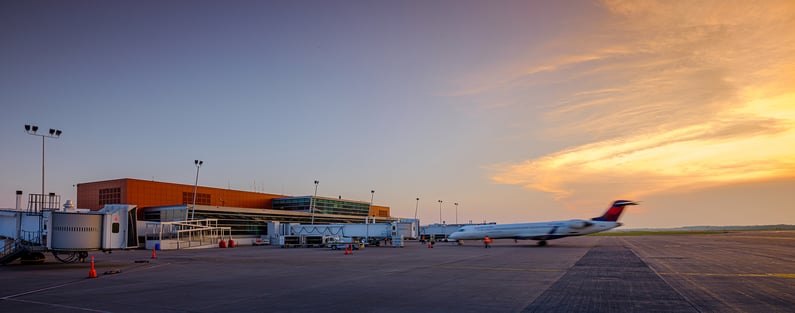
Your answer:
[491,106,795,199]
[486,0,795,200]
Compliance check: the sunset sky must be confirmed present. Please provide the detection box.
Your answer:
[1,0,793,228]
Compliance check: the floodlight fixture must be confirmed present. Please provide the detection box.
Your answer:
[24,124,63,197]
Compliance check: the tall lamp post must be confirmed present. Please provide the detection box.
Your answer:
[311,180,319,224]
[415,197,420,240]
[455,202,459,224]
[369,190,375,221]
[24,125,62,198]
[190,160,203,220]
[414,197,419,221]
[438,200,443,224]
[365,190,375,245]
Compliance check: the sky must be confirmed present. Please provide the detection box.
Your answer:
[1,0,793,228]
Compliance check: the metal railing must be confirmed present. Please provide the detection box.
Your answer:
[19,230,43,246]
[0,238,25,264]
[1,238,16,257]
[145,219,231,249]
[27,193,60,214]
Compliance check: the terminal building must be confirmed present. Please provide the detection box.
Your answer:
[76,178,394,238]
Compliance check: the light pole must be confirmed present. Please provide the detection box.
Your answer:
[367,190,374,245]
[24,125,62,198]
[415,197,420,239]
[455,202,459,224]
[414,197,419,221]
[311,180,319,224]
[438,200,443,224]
[369,190,375,219]
[190,160,203,220]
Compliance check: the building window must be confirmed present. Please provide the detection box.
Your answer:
[272,197,372,216]
[183,192,211,205]
[99,188,121,206]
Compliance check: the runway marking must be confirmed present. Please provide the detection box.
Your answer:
[657,272,795,279]
[431,265,564,273]
[0,262,170,312]
[2,278,87,300]
[721,236,795,241]
[1,298,110,313]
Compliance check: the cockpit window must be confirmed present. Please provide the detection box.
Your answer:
[457,228,466,232]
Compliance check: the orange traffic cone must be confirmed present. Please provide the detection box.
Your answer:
[151,247,157,259]
[88,256,97,278]
[344,245,349,255]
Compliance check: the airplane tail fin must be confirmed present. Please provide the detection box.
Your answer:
[591,200,637,222]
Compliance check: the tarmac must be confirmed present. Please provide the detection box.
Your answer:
[1,231,793,313]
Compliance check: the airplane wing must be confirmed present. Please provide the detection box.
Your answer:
[515,226,560,240]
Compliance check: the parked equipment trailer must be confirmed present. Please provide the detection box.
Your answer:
[279,235,301,248]
[326,236,361,250]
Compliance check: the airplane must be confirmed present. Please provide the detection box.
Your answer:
[447,200,637,246]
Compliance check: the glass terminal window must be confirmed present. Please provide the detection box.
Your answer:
[182,192,211,205]
[99,188,121,206]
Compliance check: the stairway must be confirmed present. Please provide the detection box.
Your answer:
[1,240,27,265]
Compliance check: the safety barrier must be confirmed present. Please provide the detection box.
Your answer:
[144,219,231,250]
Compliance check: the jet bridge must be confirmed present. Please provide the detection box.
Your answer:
[287,220,416,247]
[1,193,139,264]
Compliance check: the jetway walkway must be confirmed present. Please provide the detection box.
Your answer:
[1,194,143,265]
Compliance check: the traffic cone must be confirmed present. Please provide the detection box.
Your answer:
[344,245,349,255]
[151,247,157,259]
[88,256,97,278]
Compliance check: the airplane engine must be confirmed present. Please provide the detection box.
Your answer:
[568,220,593,229]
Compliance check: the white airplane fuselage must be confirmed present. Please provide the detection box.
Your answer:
[447,200,636,245]
[447,219,621,241]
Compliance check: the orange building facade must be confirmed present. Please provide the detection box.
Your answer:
[76,178,390,219]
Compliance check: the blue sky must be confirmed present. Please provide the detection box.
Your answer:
[2,1,793,228]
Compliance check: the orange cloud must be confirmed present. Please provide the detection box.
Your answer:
[491,102,795,199]
[487,0,795,200]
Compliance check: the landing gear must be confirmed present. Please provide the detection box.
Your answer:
[537,240,547,247]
